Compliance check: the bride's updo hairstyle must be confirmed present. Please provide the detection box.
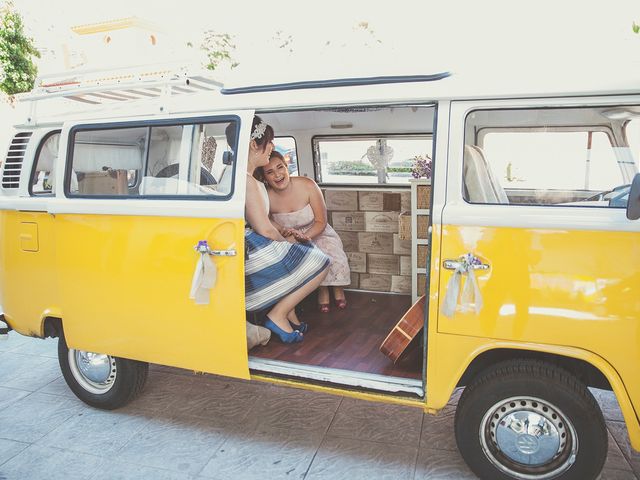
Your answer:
[250,115,274,152]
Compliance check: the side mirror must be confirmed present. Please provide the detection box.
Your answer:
[626,173,640,220]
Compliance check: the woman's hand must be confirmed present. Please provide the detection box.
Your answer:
[291,229,311,243]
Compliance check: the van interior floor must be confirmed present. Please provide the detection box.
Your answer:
[249,291,423,381]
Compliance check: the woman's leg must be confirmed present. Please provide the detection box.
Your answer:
[333,286,345,301]
[317,286,330,305]
[268,267,328,332]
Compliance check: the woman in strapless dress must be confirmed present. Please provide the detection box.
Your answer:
[258,151,351,313]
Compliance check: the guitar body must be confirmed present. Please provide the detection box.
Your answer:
[379,295,426,363]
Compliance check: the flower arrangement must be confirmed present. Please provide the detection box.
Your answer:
[411,154,432,179]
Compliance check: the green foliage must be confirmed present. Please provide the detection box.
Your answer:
[200,31,238,71]
[0,3,39,95]
[328,160,375,176]
[633,21,640,34]
[327,161,411,176]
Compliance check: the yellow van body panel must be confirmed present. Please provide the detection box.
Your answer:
[53,213,248,379]
[0,211,60,336]
[433,224,640,448]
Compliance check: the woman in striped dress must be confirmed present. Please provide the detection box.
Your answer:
[245,116,329,343]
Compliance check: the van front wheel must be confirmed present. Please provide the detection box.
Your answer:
[58,332,148,410]
[454,359,607,480]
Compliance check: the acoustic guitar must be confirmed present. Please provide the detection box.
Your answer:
[379,295,426,363]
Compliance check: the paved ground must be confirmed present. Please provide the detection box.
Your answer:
[0,332,638,480]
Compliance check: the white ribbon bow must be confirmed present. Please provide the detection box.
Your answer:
[441,254,484,318]
[189,241,217,305]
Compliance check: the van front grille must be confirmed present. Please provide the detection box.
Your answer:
[1,132,32,189]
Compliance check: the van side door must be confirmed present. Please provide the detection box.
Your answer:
[51,111,253,378]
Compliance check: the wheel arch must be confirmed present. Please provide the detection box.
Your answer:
[450,343,640,451]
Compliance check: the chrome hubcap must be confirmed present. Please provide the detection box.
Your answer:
[68,349,116,394]
[480,396,577,479]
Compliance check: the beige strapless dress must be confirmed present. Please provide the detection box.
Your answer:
[272,204,351,286]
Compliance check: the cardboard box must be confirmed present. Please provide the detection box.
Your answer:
[383,192,402,211]
[400,256,411,276]
[391,275,412,294]
[325,190,358,211]
[358,232,394,254]
[360,274,392,292]
[393,233,411,255]
[332,212,366,232]
[367,254,399,275]
[400,191,411,212]
[365,211,399,233]
[337,231,359,251]
[346,252,367,273]
[358,191,383,211]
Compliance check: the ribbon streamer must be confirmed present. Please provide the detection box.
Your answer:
[189,241,217,305]
[441,254,484,318]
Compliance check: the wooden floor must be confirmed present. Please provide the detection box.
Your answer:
[249,291,423,380]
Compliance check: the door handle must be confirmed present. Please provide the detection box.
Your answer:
[195,240,237,256]
[443,254,489,272]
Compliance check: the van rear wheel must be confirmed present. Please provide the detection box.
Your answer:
[58,331,148,409]
[454,359,607,480]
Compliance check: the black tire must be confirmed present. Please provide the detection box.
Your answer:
[454,359,607,480]
[58,330,149,410]
[156,163,217,186]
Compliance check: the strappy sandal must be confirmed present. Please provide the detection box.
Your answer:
[335,298,347,310]
[318,303,330,314]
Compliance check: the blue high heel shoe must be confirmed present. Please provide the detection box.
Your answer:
[264,317,303,343]
[288,320,308,334]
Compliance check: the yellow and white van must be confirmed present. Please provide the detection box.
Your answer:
[1,65,639,480]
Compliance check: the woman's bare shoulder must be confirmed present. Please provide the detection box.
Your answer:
[292,176,319,190]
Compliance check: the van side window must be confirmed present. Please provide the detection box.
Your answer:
[463,107,640,207]
[274,136,298,176]
[31,131,61,195]
[67,120,237,198]
[314,136,432,185]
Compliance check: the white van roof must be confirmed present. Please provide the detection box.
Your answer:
[14,63,640,128]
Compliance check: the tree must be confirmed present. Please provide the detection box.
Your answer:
[199,31,238,71]
[0,2,39,96]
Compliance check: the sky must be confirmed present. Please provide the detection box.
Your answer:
[6,0,640,84]
[1,0,639,133]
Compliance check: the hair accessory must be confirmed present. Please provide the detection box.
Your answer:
[251,121,267,141]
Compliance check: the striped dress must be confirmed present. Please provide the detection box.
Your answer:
[245,182,329,312]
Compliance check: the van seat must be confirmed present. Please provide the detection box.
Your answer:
[463,145,509,204]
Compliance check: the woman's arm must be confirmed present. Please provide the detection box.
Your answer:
[302,178,328,240]
[246,177,285,241]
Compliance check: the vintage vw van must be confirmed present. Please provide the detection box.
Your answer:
[1,66,639,480]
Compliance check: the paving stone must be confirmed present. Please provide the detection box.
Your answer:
[0,392,83,443]
[305,435,418,480]
[0,445,103,480]
[327,397,423,446]
[199,422,323,480]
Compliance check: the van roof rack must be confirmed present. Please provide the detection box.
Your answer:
[20,64,223,105]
